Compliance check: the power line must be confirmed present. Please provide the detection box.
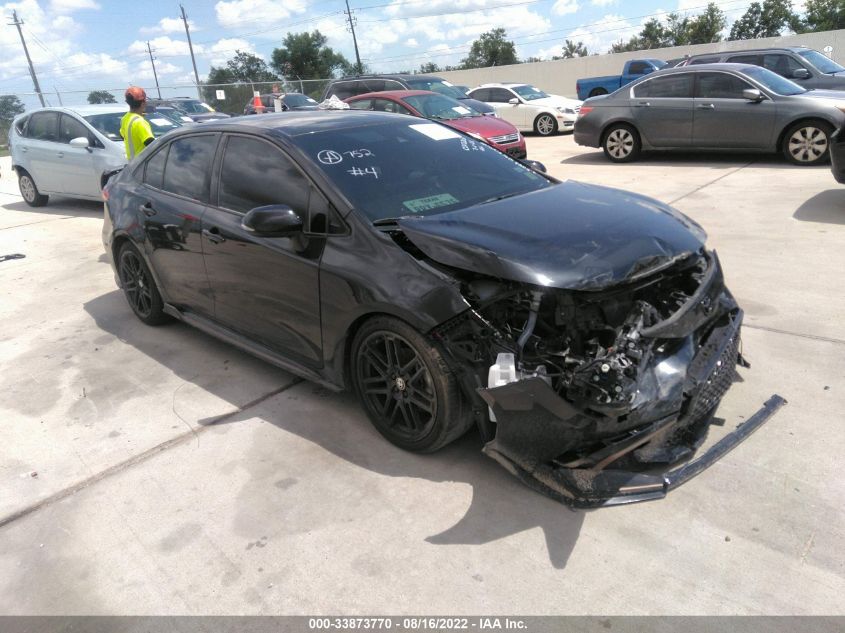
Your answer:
[7,10,45,106]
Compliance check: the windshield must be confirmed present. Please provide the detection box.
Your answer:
[797,49,845,74]
[405,78,467,100]
[84,112,179,142]
[512,85,549,100]
[148,108,185,126]
[175,100,214,113]
[284,93,318,107]
[291,121,550,222]
[403,94,479,120]
[741,66,808,95]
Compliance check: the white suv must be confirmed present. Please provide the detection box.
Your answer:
[467,83,582,136]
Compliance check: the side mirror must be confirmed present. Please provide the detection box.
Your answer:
[519,159,547,173]
[242,205,303,236]
[70,136,90,149]
[742,88,764,102]
[508,97,520,105]
[792,68,810,80]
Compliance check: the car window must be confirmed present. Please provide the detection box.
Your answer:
[740,65,807,95]
[511,85,549,100]
[58,114,91,144]
[218,135,310,215]
[284,93,317,107]
[628,61,650,75]
[728,54,761,66]
[292,120,551,222]
[404,78,466,99]
[633,74,693,98]
[14,115,29,135]
[328,82,356,100]
[348,99,372,110]
[144,145,168,190]
[26,112,59,141]
[84,113,122,141]
[488,88,514,103]
[383,80,405,91]
[469,88,490,101]
[372,99,412,115]
[357,79,385,94]
[162,134,217,201]
[696,72,753,99]
[762,54,805,78]
[689,56,720,65]
[404,94,474,119]
[797,48,844,74]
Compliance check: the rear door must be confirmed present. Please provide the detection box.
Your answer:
[693,71,777,149]
[20,111,63,193]
[201,133,324,367]
[630,73,694,147]
[138,134,217,315]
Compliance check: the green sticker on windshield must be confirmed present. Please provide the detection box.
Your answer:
[403,193,459,213]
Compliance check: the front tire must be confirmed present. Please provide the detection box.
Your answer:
[534,113,558,136]
[18,170,48,207]
[782,120,832,165]
[351,316,473,453]
[118,243,169,326]
[602,124,641,163]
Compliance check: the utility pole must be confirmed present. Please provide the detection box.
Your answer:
[8,10,45,107]
[54,86,62,105]
[344,0,363,74]
[146,41,162,99]
[180,4,202,100]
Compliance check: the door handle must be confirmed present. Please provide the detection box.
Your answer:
[697,103,715,110]
[21,147,27,152]
[202,228,226,244]
[634,101,651,107]
[139,202,156,217]
[57,152,64,158]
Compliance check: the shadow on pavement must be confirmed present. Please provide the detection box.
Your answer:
[1,199,103,218]
[84,290,586,570]
[560,150,791,168]
[792,189,845,225]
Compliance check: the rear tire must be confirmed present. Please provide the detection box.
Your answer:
[117,242,169,326]
[533,114,558,136]
[18,170,48,207]
[602,124,641,163]
[589,88,608,98]
[351,316,473,453]
[782,120,832,165]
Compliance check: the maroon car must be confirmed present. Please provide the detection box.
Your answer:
[345,90,527,159]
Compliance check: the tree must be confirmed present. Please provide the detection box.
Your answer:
[561,39,588,58]
[203,50,279,113]
[271,31,351,79]
[418,61,441,74]
[0,95,25,124]
[730,0,796,39]
[686,3,727,43]
[461,28,518,69]
[793,0,845,32]
[87,90,116,104]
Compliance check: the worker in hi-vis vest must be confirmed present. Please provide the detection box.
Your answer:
[120,87,155,160]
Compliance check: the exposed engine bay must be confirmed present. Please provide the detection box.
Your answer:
[427,249,786,506]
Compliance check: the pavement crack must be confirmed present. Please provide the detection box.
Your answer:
[668,160,755,206]
[743,323,845,346]
[0,378,303,531]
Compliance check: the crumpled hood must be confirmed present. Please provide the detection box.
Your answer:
[396,181,707,290]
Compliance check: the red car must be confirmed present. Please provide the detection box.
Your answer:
[345,90,527,159]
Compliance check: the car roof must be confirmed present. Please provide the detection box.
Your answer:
[349,90,435,100]
[333,74,438,82]
[20,104,127,116]
[166,110,418,139]
[688,46,809,58]
[646,62,764,74]
[475,83,528,88]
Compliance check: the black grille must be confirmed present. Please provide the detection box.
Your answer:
[690,331,740,421]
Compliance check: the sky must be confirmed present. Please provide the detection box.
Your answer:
[0,0,806,107]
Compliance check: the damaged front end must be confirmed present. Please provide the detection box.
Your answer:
[430,249,785,507]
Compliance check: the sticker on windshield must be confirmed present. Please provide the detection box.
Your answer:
[403,193,458,213]
[150,118,171,126]
[452,106,471,115]
[409,123,461,140]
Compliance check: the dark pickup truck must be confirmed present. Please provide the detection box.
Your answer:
[576,59,667,100]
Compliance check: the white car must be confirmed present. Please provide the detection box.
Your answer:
[8,105,179,206]
[467,83,582,136]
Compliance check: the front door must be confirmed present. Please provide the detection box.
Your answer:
[55,113,100,198]
[692,72,777,149]
[630,73,694,147]
[201,134,323,367]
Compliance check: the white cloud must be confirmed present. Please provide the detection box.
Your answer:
[206,38,258,66]
[214,0,307,29]
[127,36,193,57]
[565,13,640,54]
[407,38,419,48]
[552,0,579,16]
[135,59,182,82]
[49,0,100,13]
[140,17,197,35]
[592,0,616,5]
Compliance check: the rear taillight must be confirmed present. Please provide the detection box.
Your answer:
[578,106,593,117]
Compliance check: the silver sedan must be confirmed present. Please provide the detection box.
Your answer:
[573,63,845,166]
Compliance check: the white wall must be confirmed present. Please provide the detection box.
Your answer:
[438,29,845,99]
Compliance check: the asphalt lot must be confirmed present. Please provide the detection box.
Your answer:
[1,136,844,615]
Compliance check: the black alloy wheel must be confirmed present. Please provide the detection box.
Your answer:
[351,316,473,453]
[118,243,168,325]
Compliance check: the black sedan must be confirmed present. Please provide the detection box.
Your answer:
[102,112,783,507]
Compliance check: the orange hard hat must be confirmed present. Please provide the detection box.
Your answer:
[125,86,147,102]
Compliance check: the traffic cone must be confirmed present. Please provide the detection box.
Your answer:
[253,93,265,114]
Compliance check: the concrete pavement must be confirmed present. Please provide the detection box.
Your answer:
[0,139,843,614]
